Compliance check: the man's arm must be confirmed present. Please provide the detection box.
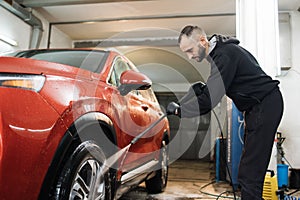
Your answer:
[178,52,237,118]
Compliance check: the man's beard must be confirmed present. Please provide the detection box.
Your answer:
[195,45,206,62]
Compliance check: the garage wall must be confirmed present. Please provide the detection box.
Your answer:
[0,7,31,53]
[0,6,72,54]
[278,11,300,168]
[33,10,72,49]
[48,26,73,48]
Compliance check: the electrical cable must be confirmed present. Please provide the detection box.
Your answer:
[198,180,236,199]
[287,189,300,196]
[277,145,293,169]
[212,109,237,200]
[216,191,234,200]
[237,115,244,145]
[283,157,293,169]
[216,191,229,200]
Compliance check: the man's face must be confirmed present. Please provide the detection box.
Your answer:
[179,35,207,62]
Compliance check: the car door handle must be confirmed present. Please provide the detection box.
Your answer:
[141,104,149,112]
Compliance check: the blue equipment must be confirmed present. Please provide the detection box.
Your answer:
[226,102,244,188]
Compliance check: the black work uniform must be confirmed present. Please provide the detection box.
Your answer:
[179,35,284,200]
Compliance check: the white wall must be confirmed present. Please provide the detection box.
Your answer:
[49,26,73,48]
[278,11,300,168]
[0,6,72,54]
[0,7,31,53]
[32,10,72,49]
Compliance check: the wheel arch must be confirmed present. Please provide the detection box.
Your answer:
[38,112,117,200]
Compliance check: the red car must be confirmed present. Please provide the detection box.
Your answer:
[0,49,170,200]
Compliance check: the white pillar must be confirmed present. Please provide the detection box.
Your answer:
[236,0,281,171]
[236,0,281,77]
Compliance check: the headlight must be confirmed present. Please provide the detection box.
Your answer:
[0,74,45,92]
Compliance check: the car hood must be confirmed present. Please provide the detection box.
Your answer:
[0,57,91,79]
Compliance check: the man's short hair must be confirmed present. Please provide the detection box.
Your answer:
[178,25,206,44]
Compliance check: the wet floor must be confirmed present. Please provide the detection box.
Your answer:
[119,160,236,200]
[120,159,300,200]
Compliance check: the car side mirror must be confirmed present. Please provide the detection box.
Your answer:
[118,70,152,96]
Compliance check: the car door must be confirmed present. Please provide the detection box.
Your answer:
[108,56,162,171]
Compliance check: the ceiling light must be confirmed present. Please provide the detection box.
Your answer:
[0,34,18,46]
[119,19,128,23]
[82,21,96,25]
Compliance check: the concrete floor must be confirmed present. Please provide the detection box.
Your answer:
[120,160,237,200]
[120,160,300,200]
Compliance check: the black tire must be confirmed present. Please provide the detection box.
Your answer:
[145,140,169,194]
[52,141,112,200]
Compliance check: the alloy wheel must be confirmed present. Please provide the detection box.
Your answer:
[69,159,106,200]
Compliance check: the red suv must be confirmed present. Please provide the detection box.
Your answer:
[0,49,170,200]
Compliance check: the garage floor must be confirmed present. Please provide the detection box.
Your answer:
[120,160,237,200]
[120,160,300,200]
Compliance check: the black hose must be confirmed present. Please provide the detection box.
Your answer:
[212,110,237,200]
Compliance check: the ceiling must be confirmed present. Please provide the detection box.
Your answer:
[13,0,299,43]
[26,0,236,42]
[12,0,300,88]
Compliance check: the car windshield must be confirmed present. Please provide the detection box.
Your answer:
[8,49,108,73]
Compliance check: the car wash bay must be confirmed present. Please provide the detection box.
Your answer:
[1,0,300,199]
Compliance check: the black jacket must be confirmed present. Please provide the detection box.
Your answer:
[180,34,280,117]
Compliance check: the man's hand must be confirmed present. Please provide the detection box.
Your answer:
[166,102,181,116]
[179,81,206,104]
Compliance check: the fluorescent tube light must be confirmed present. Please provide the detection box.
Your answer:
[0,34,18,46]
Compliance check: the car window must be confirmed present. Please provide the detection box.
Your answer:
[108,68,118,86]
[108,57,158,101]
[109,57,131,87]
[139,88,159,103]
[9,50,107,73]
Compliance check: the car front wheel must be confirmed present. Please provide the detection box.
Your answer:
[53,141,111,200]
